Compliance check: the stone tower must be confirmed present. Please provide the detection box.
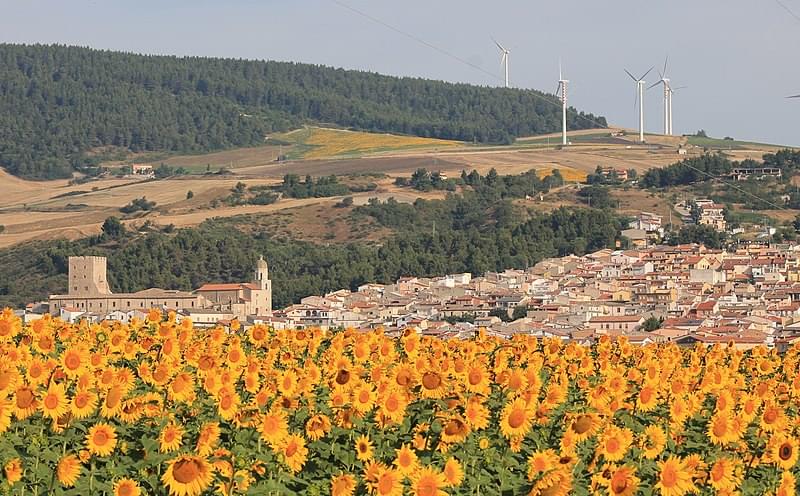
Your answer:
[68,256,111,296]
[253,255,272,313]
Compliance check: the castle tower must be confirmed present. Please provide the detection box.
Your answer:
[68,256,111,296]
[253,255,272,314]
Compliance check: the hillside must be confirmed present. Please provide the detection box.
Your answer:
[0,43,606,179]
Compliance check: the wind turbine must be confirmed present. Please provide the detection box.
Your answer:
[493,38,510,88]
[648,57,686,136]
[788,94,800,99]
[625,66,654,143]
[556,61,569,146]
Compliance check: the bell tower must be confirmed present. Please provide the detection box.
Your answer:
[253,255,272,314]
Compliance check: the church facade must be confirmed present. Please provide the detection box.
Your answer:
[49,256,272,320]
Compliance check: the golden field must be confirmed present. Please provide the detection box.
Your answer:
[0,309,798,494]
[277,127,461,159]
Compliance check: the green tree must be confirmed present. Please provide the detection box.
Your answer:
[101,216,125,238]
[641,316,663,332]
[186,190,194,200]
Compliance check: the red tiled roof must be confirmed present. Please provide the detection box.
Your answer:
[196,283,245,292]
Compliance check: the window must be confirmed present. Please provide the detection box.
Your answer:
[176,301,179,308]
[112,302,116,308]
[127,301,130,307]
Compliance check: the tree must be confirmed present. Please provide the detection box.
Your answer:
[695,130,708,138]
[627,169,637,181]
[101,216,125,238]
[641,316,663,332]
[511,305,529,321]
[0,225,4,234]
[186,190,194,200]
[689,201,702,225]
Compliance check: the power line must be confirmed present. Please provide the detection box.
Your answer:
[328,0,609,131]
[677,161,788,211]
[774,0,800,24]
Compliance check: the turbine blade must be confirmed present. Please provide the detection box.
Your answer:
[787,94,800,98]
[559,59,563,80]
[492,37,506,51]
[639,66,655,81]
[647,81,661,90]
[624,69,637,81]
[663,55,669,78]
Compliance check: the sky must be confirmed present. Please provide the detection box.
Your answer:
[2,0,800,146]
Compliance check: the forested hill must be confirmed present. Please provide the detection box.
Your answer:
[0,43,606,179]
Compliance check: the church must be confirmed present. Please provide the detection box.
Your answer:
[49,256,272,320]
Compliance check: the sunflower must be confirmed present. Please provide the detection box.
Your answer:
[369,467,403,496]
[641,425,666,460]
[769,434,799,470]
[393,443,419,476]
[305,414,332,441]
[608,465,640,496]
[0,398,11,434]
[596,426,634,463]
[71,389,98,419]
[464,397,490,430]
[708,457,743,492]
[440,416,470,444]
[56,454,82,487]
[499,398,533,439]
[410,466,448,496]
[100,385,125,419]
[419,370,447,399]
[217,389,240,421]
[161,454,214,496]
[86,423,118,457]
[331,472,357,496]
[13,385,39,420]
[60,346,90,378]
[261,409,289,447]
[776,471,796,496]
[40,382,69,421]
[707,412,737,445]
[277,369,299,397]
[26,358,50,386]
[443,458,463,487]
[636,385,659,412]
[527,449,558,481]
[655,456,695,496]
[378,388,408,425]
[760,402,788,433]
[391,363,417,389]
[168,373,195,404]
[567,412,601,443]
[113,478,141,496]
[464,363,491,395]
[352,383,376,414]
[195,422,220,456]
[4,458,21,486]
[278,434,308,473]
[160,423,185,453]
[356,434,374,462]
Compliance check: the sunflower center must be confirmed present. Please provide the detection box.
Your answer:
[418,479,437,496]
[710,462,726,481]
[358,390,371,404]
[468,370,482,385]
[75,394,89,408]
[16,388,34,408]
[285,441,298,457]
[572,415,593,434]
[396,370,411,387]
[640,388,653,404]
[93,430,109,446]
[106,388,122,409]
[173,458,202,484]
[385,396,399,412]
[118,483,135,496]
[220,395,233,410]
[508,408,526,429]
[764,409,778,423]
[712,419,727,438]
[378,473,394,494]
[65,353,81,370]
[445,419,465,436]
[610,472,628,493]
[44,393,60,410]
[606,438,621,453]
[661,465,678,487]
[422,372,441,390]
[780,443,793,461]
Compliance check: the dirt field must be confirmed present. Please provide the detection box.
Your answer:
[0,126,788,248]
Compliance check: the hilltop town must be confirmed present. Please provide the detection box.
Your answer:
[13,239,800,352]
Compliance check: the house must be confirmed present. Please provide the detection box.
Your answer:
[587,315,645,334]
[131,164,154,176]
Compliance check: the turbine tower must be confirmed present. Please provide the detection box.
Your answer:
[493,38,510,88]
[648,57,685,136]
[556,61,569,146]
[625,66,654,143]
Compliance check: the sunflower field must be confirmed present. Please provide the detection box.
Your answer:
[0,307,799,495]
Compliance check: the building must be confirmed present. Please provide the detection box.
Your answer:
[629,212,663,233]
[695,201,727,231]
[730,167,781,181]
[131,164,154,176]
[49,255,271,321]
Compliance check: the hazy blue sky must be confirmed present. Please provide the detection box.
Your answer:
[2,0,799,145]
